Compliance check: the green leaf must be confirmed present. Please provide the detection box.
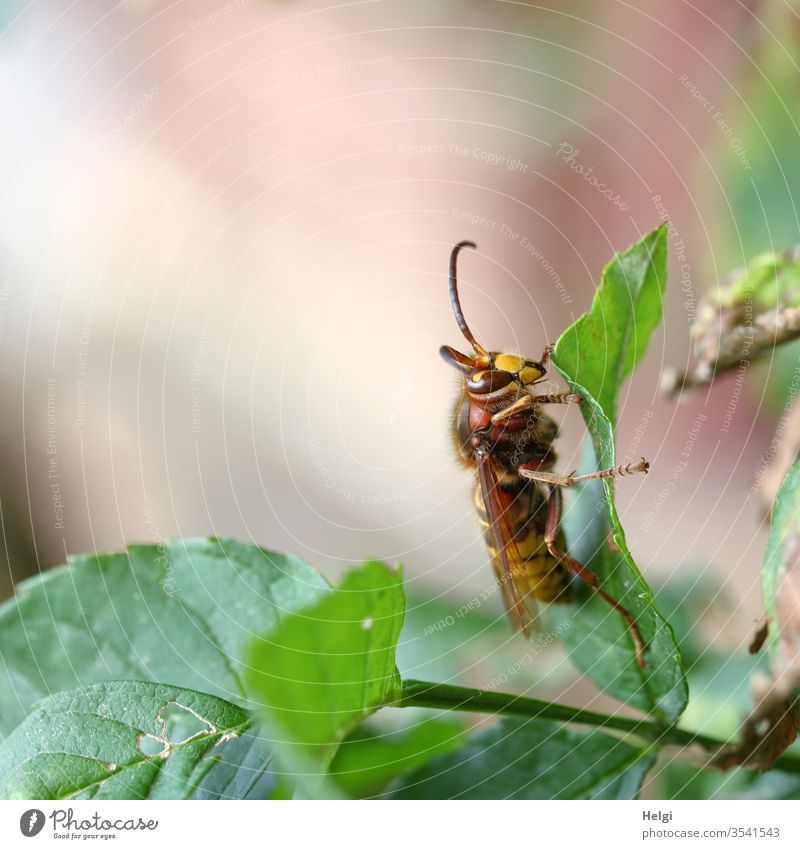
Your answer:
[391,718,656,799]
[246,561,405,770]
[0,538,328,737]
[329,716,465,797]
[763,459,800,667]
[552,225,687,722]
[0,681,271,800]
[555,224,668,422]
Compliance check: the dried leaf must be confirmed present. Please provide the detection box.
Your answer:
[710,687,799,772]
[749,621,770,655]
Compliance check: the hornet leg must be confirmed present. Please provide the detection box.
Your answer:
[531,393,583,406]
[519,458,649,487]
[543,484,647,669]
[490,392,582,426]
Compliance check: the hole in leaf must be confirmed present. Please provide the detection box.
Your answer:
[755,718,771,737]
[159,702,215,744]
[138,734,169,757]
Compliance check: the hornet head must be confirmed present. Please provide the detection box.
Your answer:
[439,241,548,394]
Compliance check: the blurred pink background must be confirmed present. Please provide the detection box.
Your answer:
[0,0,793,651]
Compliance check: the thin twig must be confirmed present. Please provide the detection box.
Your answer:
[393,679,800,776]
[662,305,800,397]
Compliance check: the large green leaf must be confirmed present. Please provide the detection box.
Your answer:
[246,561,405,771]
[0,681,271,800]
[552,225,687,722]
[763,459,800,668]
[0,537,328,736]
[391,718,656,799]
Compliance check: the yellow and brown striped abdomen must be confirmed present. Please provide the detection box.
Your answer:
[472,481,573,603]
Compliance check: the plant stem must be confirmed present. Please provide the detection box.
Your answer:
[395,680,800,776]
